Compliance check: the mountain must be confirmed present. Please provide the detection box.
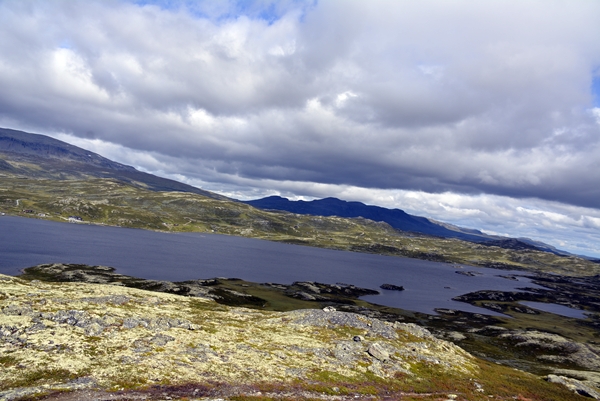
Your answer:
[244,196,501,242]
[0,127,226,200]
[243,196,583,256]
[1,127,588,265]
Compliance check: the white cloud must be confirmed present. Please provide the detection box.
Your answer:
[1,0,600,256]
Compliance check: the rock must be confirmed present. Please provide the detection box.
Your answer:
[368,343,390,362]
[84,322,105,336]
[353,335,363,342]
[81,295,130,305]
[52,309,88,325]
[436,309,457,315]
[445,331,466,341]
[513,306,539,314]
[122,317,144,329]
[322,306,336,312]
[552,369,600,389]
[393,322,435,339]
[2,305,33,316]
[546,374,600,399]
[333,341,362,363]
[296,292,316,301]
[380,284,404,291]
[499,330,600,371]
[150,333,176,346]
[287,310,398,339]
[295,282,321,293]
[25,323,47,333]
[453,290,517,302]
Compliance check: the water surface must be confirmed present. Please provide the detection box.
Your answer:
[520,301,588,319]
[1,216,540,315]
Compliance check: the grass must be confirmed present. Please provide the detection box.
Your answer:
[216,281,317,311]
[4,175,600,398]
[473,359,577,401]
[0,369,84,391]
[0,354,18,367]
[296,358,578,401]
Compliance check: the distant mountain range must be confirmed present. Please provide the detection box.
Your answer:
[0,127,225,200]
[0,127,577,257]
[243,196,578,256]
[243,196,498,242]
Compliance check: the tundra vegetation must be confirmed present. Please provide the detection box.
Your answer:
[0,272,590,401]
[2,159,600,399]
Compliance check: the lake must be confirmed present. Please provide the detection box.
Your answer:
[0,215,540,315]
[520,301,588,319]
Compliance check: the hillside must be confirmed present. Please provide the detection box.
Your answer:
[1,127,571,255]
[0,272,588,401]
[0,128,226,200]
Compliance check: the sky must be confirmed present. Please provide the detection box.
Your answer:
[1,0,600,258]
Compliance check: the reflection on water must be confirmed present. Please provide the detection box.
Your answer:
[0,216,542,315]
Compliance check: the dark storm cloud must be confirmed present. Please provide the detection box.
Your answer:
[1,0,600,210]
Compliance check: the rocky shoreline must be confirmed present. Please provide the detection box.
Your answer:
[0,272,487,400]
[2,264,600,400]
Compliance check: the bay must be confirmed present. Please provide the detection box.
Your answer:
[0,215,538,315]
[519,301,588,319]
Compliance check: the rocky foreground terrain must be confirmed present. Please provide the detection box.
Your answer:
[1,271,597,401]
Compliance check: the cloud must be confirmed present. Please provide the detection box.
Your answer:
[1,0,600,255]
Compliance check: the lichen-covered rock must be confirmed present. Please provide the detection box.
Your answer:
[546,374,600,399]
[500,330,600,371]
[0,274,496,400]
[367,342,389,362]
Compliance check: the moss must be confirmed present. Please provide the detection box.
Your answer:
[187,299,232,319]
[0,354,19,367]
[1,368,83,390]
[0,272,593,399]
[109,373,150,390]
[474,359,577,401]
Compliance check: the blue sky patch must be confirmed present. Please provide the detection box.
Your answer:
[129,0,314,24]
[593,72,600,107]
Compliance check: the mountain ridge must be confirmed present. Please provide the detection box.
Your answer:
[0,127,227,200]
[243,196,482,241]
[0,127,579,258]
[242,196,581,256]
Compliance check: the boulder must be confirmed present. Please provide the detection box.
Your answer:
[368,343,390,362]
[546,374,600,399]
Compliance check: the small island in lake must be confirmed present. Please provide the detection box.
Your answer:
[380,283,405,291]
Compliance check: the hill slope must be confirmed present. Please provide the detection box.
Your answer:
[0,127,226,200]
[0,127,572,256]
[0,272,584,401]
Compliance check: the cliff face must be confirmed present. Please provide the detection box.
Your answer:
[0,274,584,401]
